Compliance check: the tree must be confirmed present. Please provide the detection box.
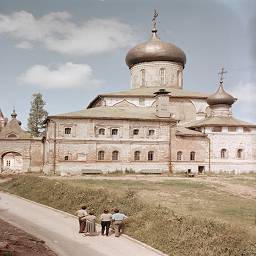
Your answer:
[27,93,48,137]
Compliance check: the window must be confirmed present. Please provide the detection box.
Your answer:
[148,151,154,161]
[64,155,69,161]
[134,151,140,161]
[141,69,145,86]
[133,129,139,135]
[6,160,11,166]
[64,127,71,134]
[190,151,195,161]
[228,127,236,132]
[177,151,182,161]
[111,129,118,135]
[98,151,105,160]
[112,151,119,161]
[99,128,105,135]
[139,98,145,106]
[243,127,251,133]
[221,149,227,159]
[237,149,243,159]
[212,127,222,132]
[148,129,155,136]
[160,68,166,85]
[7,134,17,138]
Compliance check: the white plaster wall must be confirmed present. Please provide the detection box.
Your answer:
[130,61,183,89]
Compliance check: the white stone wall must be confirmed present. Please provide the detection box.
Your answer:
[206,127,256,173]
[130,61,183,89]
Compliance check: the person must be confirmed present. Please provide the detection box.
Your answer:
[100,209,112,236]
[75,205,88,233]
[84,211,97,236]
[111,208,128,237]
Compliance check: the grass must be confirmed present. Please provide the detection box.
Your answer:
[1,175,256,256]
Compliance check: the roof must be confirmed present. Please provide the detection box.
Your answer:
[88,86,209,108]
[0,118,32,139]
[175,126,207,137]
[48,106,176,122]
[186,116,256,128]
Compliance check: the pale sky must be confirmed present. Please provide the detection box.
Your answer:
[0,0,255,127]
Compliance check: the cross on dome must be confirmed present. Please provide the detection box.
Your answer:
[218,67,227,84]
[152,9,158,33]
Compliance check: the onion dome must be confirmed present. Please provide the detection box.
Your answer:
[125,23,186,69]
[207,82,236,106]
[11,109,22,125]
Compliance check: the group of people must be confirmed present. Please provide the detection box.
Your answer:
[76,206,128,237]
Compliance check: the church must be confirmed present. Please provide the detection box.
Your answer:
[1,17,256,175]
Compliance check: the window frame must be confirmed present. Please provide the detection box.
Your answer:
[111,128,118,136]
[98,128,105,135]
[190,151,195,161]
[64,127,71,135]
[112,151,119,161]
[148,151,154,161]
[177,151,182,161]
[134,151,140,161]
[98,150,105,161]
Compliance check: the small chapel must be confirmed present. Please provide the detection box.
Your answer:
[0,14,255,174]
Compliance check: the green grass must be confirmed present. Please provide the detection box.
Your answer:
[1,175,256,256]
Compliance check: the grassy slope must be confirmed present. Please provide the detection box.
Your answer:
[1,175,256,256]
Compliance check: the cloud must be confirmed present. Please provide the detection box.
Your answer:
[230,82,256,104]
[19,62,102,89]
[0,11,138,55]
[229,82,256,122]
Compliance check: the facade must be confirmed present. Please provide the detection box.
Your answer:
[0,20,255,175]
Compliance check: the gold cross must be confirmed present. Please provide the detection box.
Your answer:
[218,67,227,83]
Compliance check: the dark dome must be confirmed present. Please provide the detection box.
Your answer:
[207,83,236,106]
[125,31,186,68]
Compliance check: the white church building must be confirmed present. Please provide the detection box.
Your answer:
[0,18,255,175]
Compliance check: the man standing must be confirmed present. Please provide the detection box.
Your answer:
[112,208,128,237]
[75,205,88,233]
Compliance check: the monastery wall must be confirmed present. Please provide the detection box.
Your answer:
[43,118,172,174]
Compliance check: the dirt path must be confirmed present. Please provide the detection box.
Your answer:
[0,192,166,256]
[0,218,56,256]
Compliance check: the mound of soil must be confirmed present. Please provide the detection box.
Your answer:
[0,218,56,256]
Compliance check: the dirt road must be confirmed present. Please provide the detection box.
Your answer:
[0,192,166,256]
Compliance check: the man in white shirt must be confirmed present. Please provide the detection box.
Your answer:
[75,205,88,233]
[112,208,128,237]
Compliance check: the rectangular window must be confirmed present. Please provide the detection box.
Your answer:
[64,127,71,134]
[111,128,118,135]
[133,129,139,135]
[243,127,251,133]
[148,129,155,136]
[212,127,222,132]
[228,127,236,132]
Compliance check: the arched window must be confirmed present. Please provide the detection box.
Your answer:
[111,128,118,135]
[134,151,140,161]
[190,151,195,161]
[7,133,17,138]
[160,68,166,85]
[112,151,119,161]
[99,128,105,135]
[64,127,71,134]
[237,149,243,159]
[141,69,145,86]
[221,149,227,159]
[98,151,105,160]
[148,151,154,161]
[64,155,69,161]
[133,129,139,135]
[177,151,182,161]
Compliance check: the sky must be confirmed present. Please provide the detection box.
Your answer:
[0,0,255,128]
